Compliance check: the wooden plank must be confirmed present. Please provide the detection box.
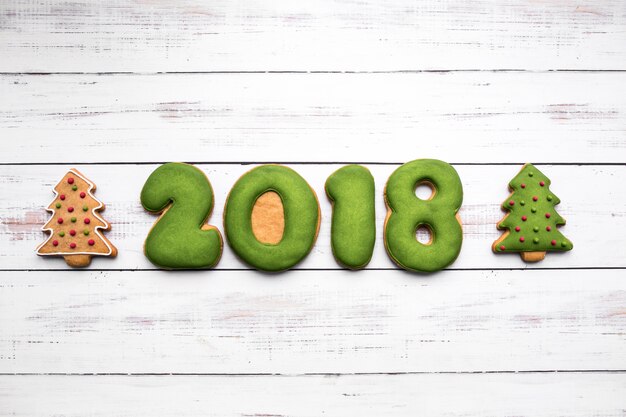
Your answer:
[0,164,623,270]
[1,373,625,417]
[1,72,625,164]
[1,0,626,72]
[0,269,624,373]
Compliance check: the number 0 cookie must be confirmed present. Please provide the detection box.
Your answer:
[224,164,320,271]
[36,169,117,267]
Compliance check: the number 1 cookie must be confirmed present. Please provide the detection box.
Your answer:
[492,163,573,262]
[36,169,117,267]
[325,165,376,269]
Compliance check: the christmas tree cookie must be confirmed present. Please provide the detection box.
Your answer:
[492,163,573,262]
[36,169,117,267]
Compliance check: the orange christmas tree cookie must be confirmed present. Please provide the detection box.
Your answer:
[36,169,117,267]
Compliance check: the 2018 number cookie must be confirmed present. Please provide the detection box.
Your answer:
[384,159,463,272]
[325,165,376,269]
[224,165,320,272]
[141,162,223,269]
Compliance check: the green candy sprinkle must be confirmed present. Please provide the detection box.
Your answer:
[83,205,88,212]
[55,203,61,208]
[59,231,65,237]
[528,172,534,177]
[520,200,525,206]
[71,217,77,223]
[561,242,567,247]
[533,226,539,232]
[533,238,539,244]
[531,207,537,213]
[83,230,90,236]
[547,195,553,201]
[72,185,78,191]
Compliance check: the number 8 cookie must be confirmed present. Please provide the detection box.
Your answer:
[384,159,464,272]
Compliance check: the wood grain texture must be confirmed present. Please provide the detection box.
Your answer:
[0,269,624,373]
[1,72,625,163]
[1,0,626,72]
[2,373,625,417]
[2,0,626,413]
[0,164,623,270]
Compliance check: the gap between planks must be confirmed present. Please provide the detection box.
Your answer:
[2,69,626,76]
[0,162,624,166]
[2,370,625,377]
[1,267,626,272]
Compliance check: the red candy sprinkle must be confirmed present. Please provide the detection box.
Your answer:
[57,218,63,224]
[520,183,526,189]
[520,237,525,243]
[70,242,77,249]
[68,206,74,213]
[84,218,91,224]
[539,181,545,187]
[546,226,552,231]
[80,192,86,198]
[500,245,506,251]
[60,194,66,201]
[551,240,557,246]
[70,229,76,236]
[545,213,551,219]
[521,216,527,221]
[509,201,515,206]
[52,240,59,247]
[68,178,74,184]
[88,239,95,246]
[533,196,538,201]
[515,226,521,232]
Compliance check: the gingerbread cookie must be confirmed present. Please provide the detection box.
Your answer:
[492,163,573,262]
[36,169,117,267]
[141,162,223,269]
[384,159,464,272]
[223,164,320,271]
[325,165,376,269]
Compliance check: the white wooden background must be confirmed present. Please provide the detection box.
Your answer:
[1,1,625,416]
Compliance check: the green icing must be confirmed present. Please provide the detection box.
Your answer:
[493,163,573,254]
[224,165,320,272]
[325,165,376,269]
[140,162,223,269]
[384,159,463,273]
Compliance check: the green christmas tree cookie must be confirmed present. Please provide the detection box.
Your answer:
[492,163,573,262]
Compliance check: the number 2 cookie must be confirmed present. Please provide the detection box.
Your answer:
[492,163,573,262]
[36,169,117,267]
[141,162,223,269]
